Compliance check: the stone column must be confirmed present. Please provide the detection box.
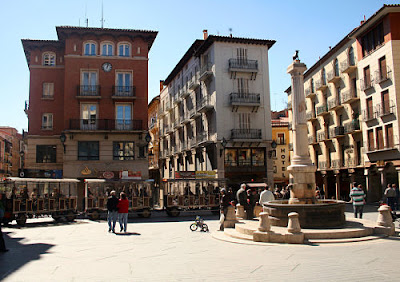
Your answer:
[287,59,316,204]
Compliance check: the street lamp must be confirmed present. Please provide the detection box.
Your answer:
[268,140,277,158]
[60,132,67,153]
[220,137,227,157]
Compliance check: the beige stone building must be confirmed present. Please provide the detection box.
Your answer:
[287,4,400,202]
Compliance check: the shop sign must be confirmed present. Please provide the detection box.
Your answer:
[195,171,216,179]
[19,169,63,179]
[81,166,92,175]
[103,171,115,179]
[175,171,195,179]
[120,170,141,180]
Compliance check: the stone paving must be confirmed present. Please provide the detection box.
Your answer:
[0,204,399,281]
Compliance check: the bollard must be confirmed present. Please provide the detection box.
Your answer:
[224,205,238,228]
[254,205,263,217]
[258,212,271,232]
[236,204,245,219]
[376,205,393,227]
[287,212,301,234]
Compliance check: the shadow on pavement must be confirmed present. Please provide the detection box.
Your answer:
[114,232,141,236]
[5,220,87,229]
[0,231,53,280]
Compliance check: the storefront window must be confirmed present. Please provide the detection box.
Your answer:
[224,149,237,166]
[252,149,265,166]
[238,149,251,166]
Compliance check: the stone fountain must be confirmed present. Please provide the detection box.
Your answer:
[264,55,346,228]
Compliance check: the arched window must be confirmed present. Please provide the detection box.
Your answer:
[334,59,339,76]
[84,41,97,56]
[43,52,56,66]
[118,43,131,57]
[311,78,314,93]
[322,68,326,84]
[348,47,355,66]
[101,42,114,56]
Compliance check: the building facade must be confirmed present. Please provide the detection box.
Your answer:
[271,112,290,188]
[287,4,400,202]
[0,127,22,177]
[148,94,161,205]
[22,26,157,181]
[158,31,275,194]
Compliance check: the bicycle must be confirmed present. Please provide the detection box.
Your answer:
[190,216,209,232]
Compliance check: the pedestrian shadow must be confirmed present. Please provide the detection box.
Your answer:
[0,231,53,280]
[114,232,141,236]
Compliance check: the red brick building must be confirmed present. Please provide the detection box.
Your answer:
[22,26,157,180]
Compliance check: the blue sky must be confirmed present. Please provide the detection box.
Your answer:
[0,0,396,132]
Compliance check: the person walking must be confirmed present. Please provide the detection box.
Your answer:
[219,188,230,231]
[106,190,119,233]
[349,184,366,219]
[117,192,129,233]
[384,184,396,212]
[0,194,8,253]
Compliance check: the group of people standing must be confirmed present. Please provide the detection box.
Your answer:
[383,183,399,212]
[106,191,129,233]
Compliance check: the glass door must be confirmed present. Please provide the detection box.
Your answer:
[81,104,97,130]
[116,104,132,130]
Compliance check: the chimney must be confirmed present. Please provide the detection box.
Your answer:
[159,80,164,92]
[203,29,208,40]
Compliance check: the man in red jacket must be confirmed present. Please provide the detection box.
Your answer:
[117,192,129,233]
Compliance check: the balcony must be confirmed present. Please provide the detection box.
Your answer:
[340,58,357,74]
[327,96,343,111]
[377,101,395,117]
[230,93,261,107]
[188,79,200,91]
[316,104,329,116]
[344,120,361,134]
[315,78,328,91]
[189,108,200,119]
[68,119,143,131]
[375,67,392,84]
[197,131,212,146]
[308,135,317,145]
[231,129,262,140]
[173,93,182,105]
[327,70,341,84]
[112,86,136,99]
[199,62,213,81]
[330,126,345,138]
[363,107,377,122]
[182,112,191,124]
[331,159,342,169]
[344,157,356,168]
[276,138,286,145]
[306,111,317,121]
[360,77,374,92]
[341,88,359,104]
[318,161,329,170]
[305,87,316,98]
[197,95,214,113]
[77,85,101,98]
[228,59,258,72]
[317,131,326,142]
[189,138,197,148]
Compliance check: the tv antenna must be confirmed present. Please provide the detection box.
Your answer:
[229,28,232,37]
[85,3,89,27]
[100,1,105,28]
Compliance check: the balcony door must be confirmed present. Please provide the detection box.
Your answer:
[116,104,132,130]
[82,71,97,95]
[116,72,132,96]
[81,104,97,130]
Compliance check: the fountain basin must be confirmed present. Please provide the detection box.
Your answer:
[264,200,346,228]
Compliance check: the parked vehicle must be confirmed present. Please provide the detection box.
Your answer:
[0,177,79,225]
[84,179,154,220]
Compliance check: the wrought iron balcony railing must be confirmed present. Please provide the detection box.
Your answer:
[327,70,340,83]
[363,107,377,122]
[331,159,342,169]
[306,111,316,120]
[375,66,392,84]
[68,119,143,131]
[112,86,136,97]
[316,104,328,116]
[230,93,261,105]
[328,96,342,110]
[340,58,356,73]
[231,129,262,140]
[360,77,374,91]
[315,78,327,91]
[341,88,359,104]
[228,59,258,71]
[344,120,360,134]
[377,100,395,117]
[77,85,100,96]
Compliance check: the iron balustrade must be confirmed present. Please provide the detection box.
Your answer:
[328,97,341,110]
[363,107,377,121]
[317,131,326,142]
[340,58,356,73]
[308,135,316,144]
[197,95,212,111]
[344,120,360,133]
[315,78,327,90]
[331,159,342,169]
[360,77,374,91]
[306,111,316,120]
[196,131,208,144]
[68,119,142,130]
[375,66,392,84]
[77,85,100,96]
[228,59,258,70]
[316,104,328,115]
[341,88,358,104]
[231,129,261,139]
[377,100,395,117]
[327,70,340,83]
[230,93,260,104]
[275,138,286,145]
[318,161,329,169]
[112,86,136,97]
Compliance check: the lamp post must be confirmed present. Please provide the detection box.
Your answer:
[220,137,227,157]
[145,132,152,156]
[60,132,66,153]
[269,140,277,158]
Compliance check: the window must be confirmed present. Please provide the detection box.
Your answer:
[386,124,394,149]
[116,104,132,130]
[334,59,339,76]
[366,97,373,120]
[376,127,384,150]
[224,149,237,166]
[36,145,56,163]
[81,104,97,130]
[101,42,113,56]
[113,141,134,160]
[81,71,98,95]
[252,148,265,166]
[277,133,285,145]
[42,113,53,129]
[348,47,355,66]
[138,146,146,159]
[43,52,55,66]
[236,48,248,62]
[381,90,390,115]
[115,72,132,96]
[378,56,387,80]
[311,78,314,93]
[118,43,130,57]
[368,130,374,151]
[361,22,384,57]
[43,82,54,98]
[84,42,96,56]
[322,68,326,84]
[78,141,99,160]
[238,149,251,166]
[237,78,249,94]
[238,113,250,130]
